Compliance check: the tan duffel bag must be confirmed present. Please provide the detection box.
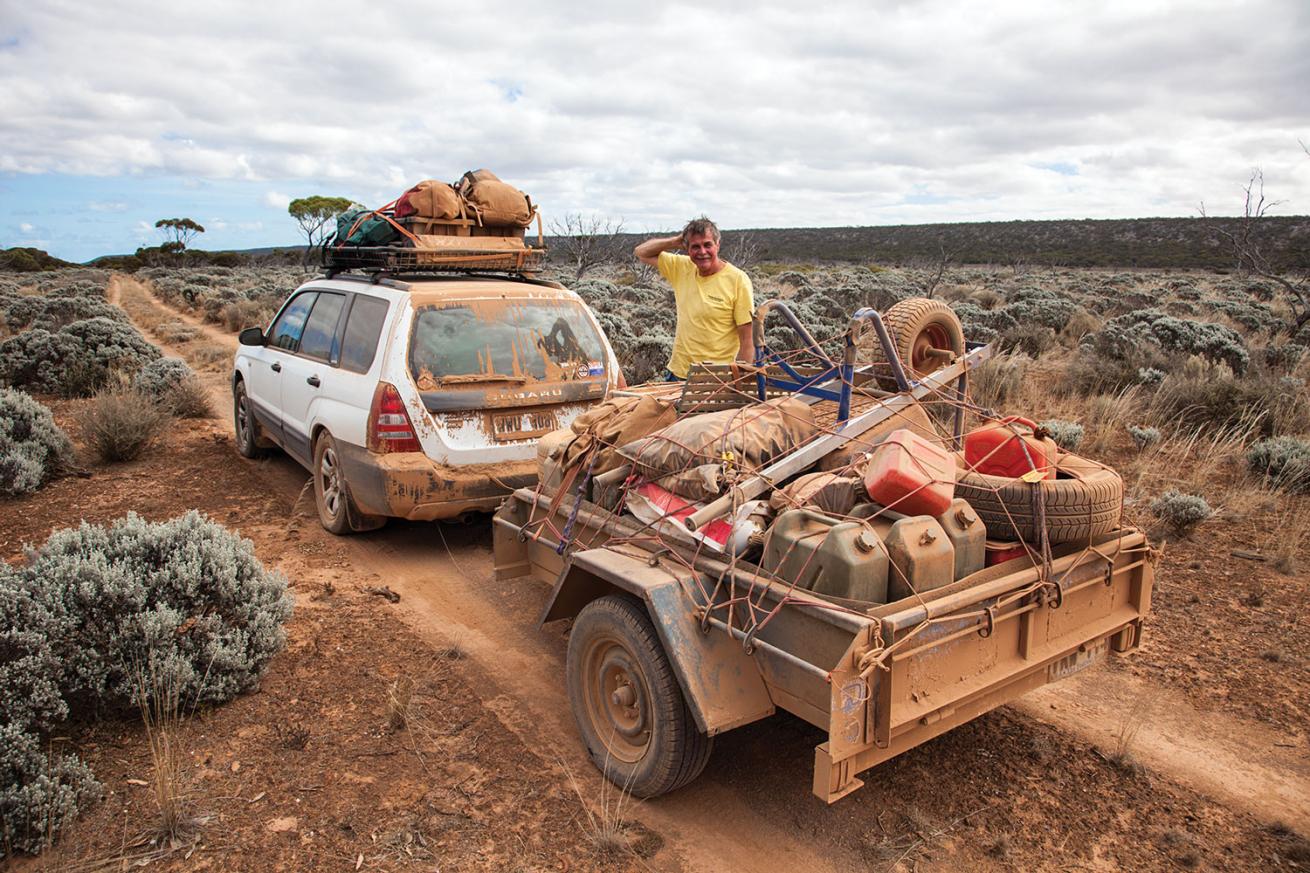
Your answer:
[395,180,464,221]
[457,169,536,227]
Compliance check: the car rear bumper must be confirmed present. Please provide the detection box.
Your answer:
[336,441,538,521]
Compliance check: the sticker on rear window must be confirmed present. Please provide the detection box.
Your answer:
[576,360,604,378]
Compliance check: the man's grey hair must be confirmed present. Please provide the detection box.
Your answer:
[681,216,720,244]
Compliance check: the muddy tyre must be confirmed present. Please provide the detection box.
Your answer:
[567,594,713,798]
[868,297,966,387]
[233,380,266,459]
[313,432,358,535]
[955,451,1124,544]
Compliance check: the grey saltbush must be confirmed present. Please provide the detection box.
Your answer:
[134,357,209,418]
[0,318,160,396]
[0,568,66,734]
[0,388,74,496]
[21,511,293,712]
[1127,425,1162,451]
[1247,436,1310,494]
[0,724,103,857]
[1039,419,1084,451]
[1150,490,1213,536]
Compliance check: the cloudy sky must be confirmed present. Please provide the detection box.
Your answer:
[2,0,1308,262]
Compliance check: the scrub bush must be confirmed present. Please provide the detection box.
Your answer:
[1150,490,1212,536]
[20,511,293,713]
[1081,311,1249,374]
[1,295,127,332]
[1039,419,1084,451]
[0,318,160,396]
[1127,425,1162,451]
[0,724,103,857]
[1247,436,1310,494]
[134,358,211,418]
[78,383,172,462]
[0,389,74,496]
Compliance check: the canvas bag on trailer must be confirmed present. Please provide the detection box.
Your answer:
[457,169,536,227]
[394,180,464,221]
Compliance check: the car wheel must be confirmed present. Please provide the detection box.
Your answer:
[867,297,966,388]
[233,380,265,459]
[313,432,354,535]
[566,594,713,798]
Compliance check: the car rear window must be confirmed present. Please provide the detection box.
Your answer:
[409,299,606,388]
[340,295,389,374]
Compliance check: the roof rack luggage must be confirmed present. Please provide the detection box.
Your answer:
[321,170,547,278]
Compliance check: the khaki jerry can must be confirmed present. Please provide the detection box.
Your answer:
[492,485,1154,802]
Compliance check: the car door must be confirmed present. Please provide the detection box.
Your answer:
[247,290,317,447]
[279,290,348,466]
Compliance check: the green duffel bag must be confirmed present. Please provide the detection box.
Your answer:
[335,209,401,246]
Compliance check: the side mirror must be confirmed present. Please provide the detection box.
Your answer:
[238,327,266,347]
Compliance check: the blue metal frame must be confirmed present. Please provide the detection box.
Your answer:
[752,302,919,423]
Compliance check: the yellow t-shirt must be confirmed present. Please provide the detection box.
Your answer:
[658,252,754,378]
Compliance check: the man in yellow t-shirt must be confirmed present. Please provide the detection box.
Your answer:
[634,217,754,380]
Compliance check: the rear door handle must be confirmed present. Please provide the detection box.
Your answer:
[307,376,321,388]
[271,362,281,373]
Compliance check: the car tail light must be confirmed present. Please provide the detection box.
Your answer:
[367,382,422,453]
[615,366,628,389]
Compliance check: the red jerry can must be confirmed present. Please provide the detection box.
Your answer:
[862,428,955,517]
[964,416,1059,480]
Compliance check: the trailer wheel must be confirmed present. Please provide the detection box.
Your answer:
[567,594,713,797]
[867,297,966,387]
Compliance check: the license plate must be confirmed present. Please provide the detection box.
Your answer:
[1048,639,1107,682]
[490,410,557,442]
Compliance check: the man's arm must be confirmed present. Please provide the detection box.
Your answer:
[634,234,683,266]
[735,322,754,364]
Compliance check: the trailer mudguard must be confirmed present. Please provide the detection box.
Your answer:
[539,547,775,736]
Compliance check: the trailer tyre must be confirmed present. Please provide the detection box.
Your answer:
[567,594,713,798]
[868,297,966,388]
[955,451,1124,543]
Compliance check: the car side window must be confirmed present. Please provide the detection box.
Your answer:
[269,292,317,351]
[339,295,390,374]
[297,292,347,362]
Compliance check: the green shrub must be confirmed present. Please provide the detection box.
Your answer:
[1039,419,1084,451]
[0,389,74,496]
[1247,436,1310,494]
[20,511,293,713]
[1150,490,1212,536]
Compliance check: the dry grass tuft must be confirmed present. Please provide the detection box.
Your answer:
[78,379,172,462]
[1108,691,1152,771]
[163,375,213,419]
[134,659,201,850]
[386,676,416,731]
[560,755,640,863]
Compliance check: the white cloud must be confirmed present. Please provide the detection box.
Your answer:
[19,222,33,232]
[87,200,128,212]
[0,0,1307,237]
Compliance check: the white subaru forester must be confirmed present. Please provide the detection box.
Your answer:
[231,272,621,533]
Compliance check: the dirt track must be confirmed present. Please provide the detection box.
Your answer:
[92,275,1310,870]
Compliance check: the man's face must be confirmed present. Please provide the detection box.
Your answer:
[685,231,722,275]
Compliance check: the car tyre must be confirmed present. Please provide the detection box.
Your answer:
[313,432,357,535]
[867,297,966,388]
[233,380,266,459]
[566,594,713,798]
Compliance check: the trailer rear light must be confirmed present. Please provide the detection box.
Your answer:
[367,382,422,453]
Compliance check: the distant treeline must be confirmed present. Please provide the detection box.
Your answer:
[559,215,1310,270]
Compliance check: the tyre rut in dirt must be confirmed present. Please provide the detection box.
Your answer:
[867,297,966,388]
[566,594,713,798]
[955,452,1124,543]
[233,381,265,459]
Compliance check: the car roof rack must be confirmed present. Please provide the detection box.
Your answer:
[320,242,546,279]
